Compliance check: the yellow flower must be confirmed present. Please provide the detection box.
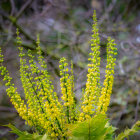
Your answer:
[0,11,117,139]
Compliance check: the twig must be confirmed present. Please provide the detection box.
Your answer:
[121,41,140,53]
[0,106,16,112]
[16,0,34,19]
[115,102,128,127]
[76,69,87,82]
[10,0,16,16]
[98,0,117,25]
[135,86,140,122]
[74,82,86,92]
[8,0,33,42]
[0,9,60,76]
[9,16,37,45]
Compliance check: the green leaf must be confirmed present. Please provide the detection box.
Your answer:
[5,124,50,140]
[105,123,116,140]
[68,114,115,140]
[5,124,23,136]
[115,121,140,140]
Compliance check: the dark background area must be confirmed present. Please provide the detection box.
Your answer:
[0,0,140,139]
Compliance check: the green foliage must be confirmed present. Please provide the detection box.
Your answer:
[69,114,116,140]
[115,121,140,140]
[5,124,50,140]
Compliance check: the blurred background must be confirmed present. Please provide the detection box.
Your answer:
[0,0,140,139]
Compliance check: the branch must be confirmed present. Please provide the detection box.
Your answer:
[0,9,60,76]
[16,0,34,19]
[98,0,117,25]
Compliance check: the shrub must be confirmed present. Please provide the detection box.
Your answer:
[0,10,140,140]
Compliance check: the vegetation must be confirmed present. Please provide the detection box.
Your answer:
[0,11,140,140]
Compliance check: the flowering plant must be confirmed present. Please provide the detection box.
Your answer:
[0,11,140,140]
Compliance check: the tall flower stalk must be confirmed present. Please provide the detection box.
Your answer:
[2,11,138,140]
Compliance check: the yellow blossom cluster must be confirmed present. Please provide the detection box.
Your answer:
[0,48,29,126]
[17,33,65,137]
[59,58,76,124]
[79,11,117,121]
[80,10,101,121]
[96,37,117,114]
[0,11,117,139]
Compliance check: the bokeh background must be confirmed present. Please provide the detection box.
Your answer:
[0,0,140,139]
